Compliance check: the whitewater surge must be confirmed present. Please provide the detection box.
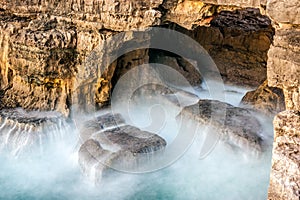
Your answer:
[0,84,273,200]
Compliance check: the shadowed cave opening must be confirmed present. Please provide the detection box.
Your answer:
[103,8,275,110]
[0,6,285,200]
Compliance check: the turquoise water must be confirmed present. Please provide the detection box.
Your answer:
[0,128,273,200]
[0,85,273,200]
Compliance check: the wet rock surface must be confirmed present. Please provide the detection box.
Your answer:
[0,0,299,198]
[78,113,166,183]
[241,80,285,116]
[79,112,126,142]
[179,99,263,155]
[0,108,69,155]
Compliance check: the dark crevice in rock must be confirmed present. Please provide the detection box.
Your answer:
[93,8,275,110]
[0,11,35,23]
[211,8,273,31]
[98,27,119,34]
[148,48,202,86]
[0,4,275,116]
[154,0,169,19]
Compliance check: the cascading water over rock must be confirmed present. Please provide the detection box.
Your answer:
[0,108,72,156]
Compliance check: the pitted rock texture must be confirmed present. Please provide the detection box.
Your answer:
[267,27,300,111]
[267,0,300,25]
[0,0,299,198]
[0,0,163,31]
[241,80,285,116]
[0,12,79,116]
[198,8,274,86]
[265,2,300,199]
[155,7,274,87]
[178,99,264,155]
[156,7,274,86]
[268,111,300,200]
[0,0,276,114]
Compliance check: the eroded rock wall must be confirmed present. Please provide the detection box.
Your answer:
[195,8,274,86]
[0,1,299,198]
[268,111,300,200]
[268,27,300,111]
[0,13,76,115]
[0,1,273,115]
[0,0,163,115]
[265,0,300,199]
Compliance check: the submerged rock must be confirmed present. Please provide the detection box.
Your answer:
[178,100,263,155]
[78,113,166,183]
[0,108,69,156]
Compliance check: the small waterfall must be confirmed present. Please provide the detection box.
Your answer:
[0,109,72,156]
[0,82,274,200]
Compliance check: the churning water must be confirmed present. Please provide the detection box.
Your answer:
[0,84,273,200]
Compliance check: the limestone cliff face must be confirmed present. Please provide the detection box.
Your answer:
[0,0,163,31]
[268,27,300,111]
[265,0,300,199]
[0,14,77,115]
[0,1,274,115]
[0,0,165,115]
[268,111,300,200]
[196,8,274,86]
[0,1,300,199]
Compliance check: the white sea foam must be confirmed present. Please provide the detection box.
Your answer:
[0,83,273,200]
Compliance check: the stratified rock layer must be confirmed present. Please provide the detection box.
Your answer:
[0,12,78,116]
[204,8,274,86]
[0,0,299,198]
[0,1,275,114]
[159,7,274,87]
[265,1,300,198]
[267,27,300,111]
[0,0,163,31]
